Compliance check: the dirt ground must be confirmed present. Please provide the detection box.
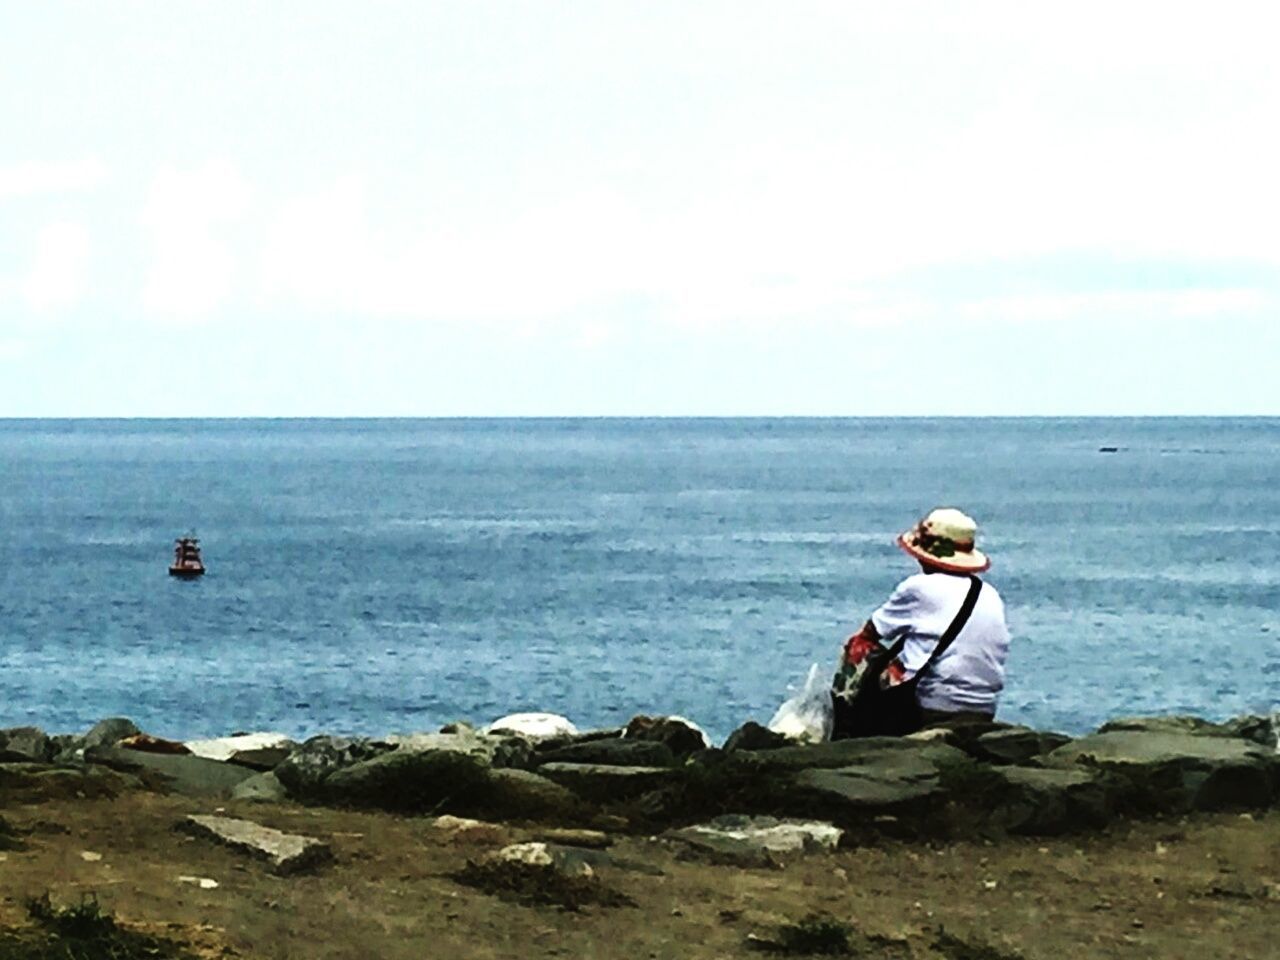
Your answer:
[0,791,1276,960]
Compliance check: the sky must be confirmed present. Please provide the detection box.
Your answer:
[1,1,1278,416]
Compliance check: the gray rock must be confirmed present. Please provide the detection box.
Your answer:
[725,737,972,776]
[538,763,680,801]
[1096,715,1276,748]
[483,768,582,820]
[485,842,591,879]
[531,728,626,756]
[227,747,294,771]
[84,746,258,798]
[180,814,333,875]
[0,727,52,763]
[623,715,710,757]
[82,717,141,750]
[537,738,676,768]
[969,727,1073,765]
[230,771,289,803]
[722,722,790,753]
[1099,715,1227,737]
[273,736,396,800]
[793,753,949,812]
[49,734,83,763]
[1045,730,1277,812]
[386,729,532,769]
[323,748,491,812]
[666,815,842,867]
[1220,715,1278,749]
[983,766,1111,835]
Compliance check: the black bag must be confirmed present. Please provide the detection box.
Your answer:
[831,575,982,739]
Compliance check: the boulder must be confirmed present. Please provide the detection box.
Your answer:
[538,763,680,802]
[537,738,676,769]
[1096,715,1277,750]
[82,717,141,750]
[227,747,294,771]
[323,748,491,812]
[0,727,52,763]
[180,814,333,875]
[1221,715,1278,749]
[792,752,950,814]
[531,728,626,756]
[982,767,1111,835]
[1044,730,1278,812]
[484,713,578,740]
[385,729,531,769]
[185,732,295,762]
[969,727,1073,765]
[723,737,972,777]
[722,722,790,753]
[273,736,396,801]
[85,746,258,798]
[482,768,583,821]
[666,815,842,866]
[230,771,289,803]
[486,841,592,879]
[624,715,710,757]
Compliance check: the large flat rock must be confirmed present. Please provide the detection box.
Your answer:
[970,727,1072,765]
[85,746,258,798]
[0,727,53,763]
[983,766,1111,835]
[180,814,333,875]
[538,763,679,801]
[536,738,676,769]
[666,815,841,866]
[724,738,971,776]
[1044,730,1278,812]
[323,748,491,812]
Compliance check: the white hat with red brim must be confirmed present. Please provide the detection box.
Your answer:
[896,507,991,573]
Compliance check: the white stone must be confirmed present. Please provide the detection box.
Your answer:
[185,733,293,762]
[483,713,578,740]
[671,816,843,856]
[489,842,592,878]
[177,875,219,889]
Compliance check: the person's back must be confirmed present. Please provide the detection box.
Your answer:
[832,507,1011,736]
[870,568,1009,721]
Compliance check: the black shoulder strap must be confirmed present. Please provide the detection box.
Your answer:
[919,575,983,675]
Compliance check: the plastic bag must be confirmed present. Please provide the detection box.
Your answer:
[767,663,833,743]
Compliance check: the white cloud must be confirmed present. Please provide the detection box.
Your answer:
[0,159,108,200]
[22,221,91,313]
[140,160,250,321]
[959,288,1271,324]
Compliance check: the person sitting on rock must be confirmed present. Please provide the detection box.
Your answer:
[831,508,1010,738]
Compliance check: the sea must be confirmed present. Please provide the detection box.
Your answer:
[0,418,1276,744]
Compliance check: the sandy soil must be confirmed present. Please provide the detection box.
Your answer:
[1,791,1276,960]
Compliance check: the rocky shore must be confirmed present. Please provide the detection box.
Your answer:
[1,711,1277,958]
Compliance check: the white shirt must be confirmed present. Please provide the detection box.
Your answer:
[870,572,1010,714]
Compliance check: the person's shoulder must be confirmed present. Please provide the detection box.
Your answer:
[892,572,934,596]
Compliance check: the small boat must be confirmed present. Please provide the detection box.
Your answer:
[169,536,205,578]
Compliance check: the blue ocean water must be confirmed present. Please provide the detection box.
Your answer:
[0,418,1276,743]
